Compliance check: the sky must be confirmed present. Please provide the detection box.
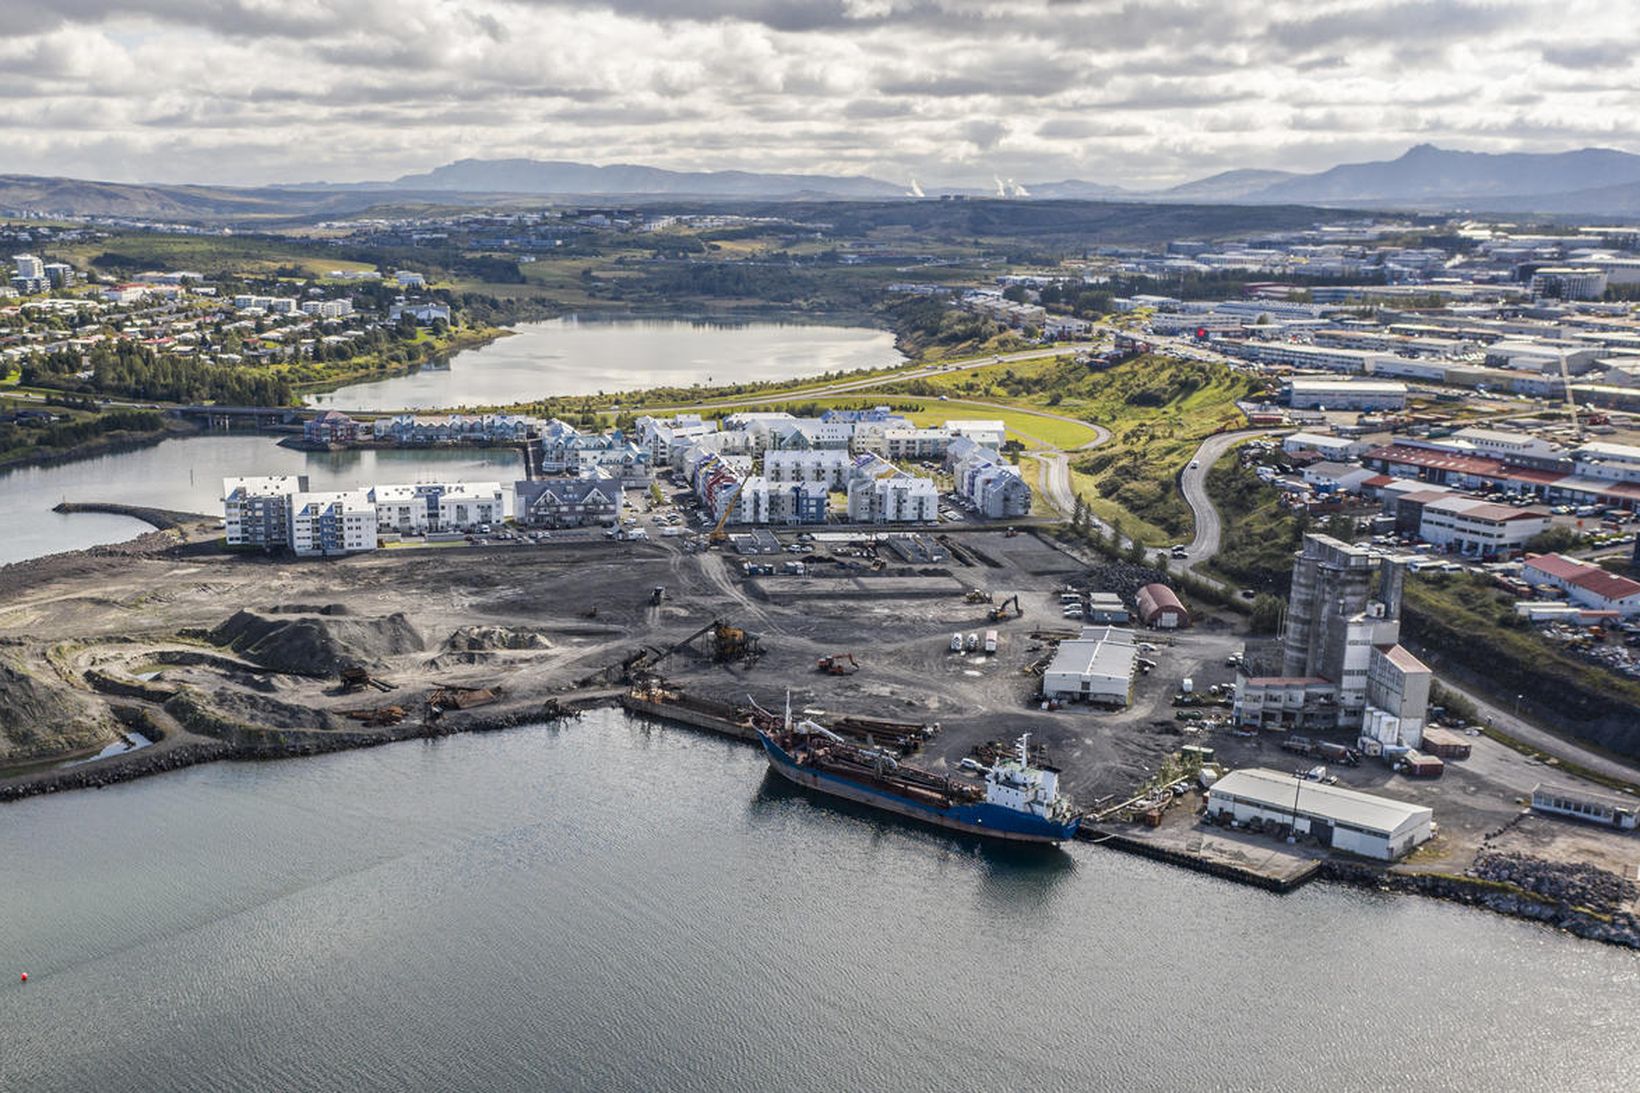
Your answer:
[3,0,1640,189]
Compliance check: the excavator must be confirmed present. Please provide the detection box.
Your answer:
[817,653,860,675]
[989,594,1023,622]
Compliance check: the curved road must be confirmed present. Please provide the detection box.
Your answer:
[1178,428,1287,571]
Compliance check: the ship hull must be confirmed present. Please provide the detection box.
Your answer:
[759,733,1080,845]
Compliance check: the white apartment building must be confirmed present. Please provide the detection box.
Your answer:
[762,449,851,490]
[288,491,377,557]
[846,456,938,524]
[369,482,507,534]
[883,428,953,461]
[944,419,1007,448]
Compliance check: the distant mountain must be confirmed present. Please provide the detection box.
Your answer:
[1243,144,1640,206]
[1159,169,1301,202]
[386,158,907,199]
[1023,179,1132,200]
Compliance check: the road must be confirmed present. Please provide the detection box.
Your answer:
[1429,674,1640,785]
[1177,428,1288,571]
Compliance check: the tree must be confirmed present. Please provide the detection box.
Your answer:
[1250,594,1284,635]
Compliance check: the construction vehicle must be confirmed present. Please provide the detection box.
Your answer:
[711,621,759,662]
[989,594,1023,622]
[650,585,666,605]
[1005,526,1019,537]
[339,665,394,693]
[707,482,746,546]
[963,588,993,605]
[817,653,860,675]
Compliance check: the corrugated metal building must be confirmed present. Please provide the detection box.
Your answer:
[1205,768,1434,860]
[1135,583,1190,629]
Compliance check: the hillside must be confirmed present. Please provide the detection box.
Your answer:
[389,158,907,198]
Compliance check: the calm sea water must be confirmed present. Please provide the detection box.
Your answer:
[0,437,520,566]
[306,317,905,411]
[2,710,1635,1093]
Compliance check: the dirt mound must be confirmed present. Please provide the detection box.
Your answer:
[445,625,553,652]
[207,609,425,676]
[0,654,118,764]
[265,603,351,616]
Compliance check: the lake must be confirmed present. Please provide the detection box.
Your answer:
[1,711,1635,1093]
[0,437,520,567]
[306,316,906,411]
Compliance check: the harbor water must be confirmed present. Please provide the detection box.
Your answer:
[0,437,521,567]
[2,710,1635,1093]
[306,316,905,411]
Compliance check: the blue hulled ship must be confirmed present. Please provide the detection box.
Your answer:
[758,710,1080,845]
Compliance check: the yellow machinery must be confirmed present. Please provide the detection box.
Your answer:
[707,482,746,545]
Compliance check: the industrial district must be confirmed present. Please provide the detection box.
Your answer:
[6,213,1640,949]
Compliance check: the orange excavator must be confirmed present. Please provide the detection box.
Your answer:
[817,653,860,675]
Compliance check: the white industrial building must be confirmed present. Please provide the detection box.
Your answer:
[1285,377,1408,410]
[1205,768,1434,860]
[944,419,1007,448]
[1530,782,1639,830]
[1042,626,1136,706]
[1417,496,1549,558]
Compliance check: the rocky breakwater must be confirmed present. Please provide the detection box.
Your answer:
[1322,855,1640,950]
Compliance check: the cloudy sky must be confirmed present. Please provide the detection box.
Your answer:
[4,0,1639,188]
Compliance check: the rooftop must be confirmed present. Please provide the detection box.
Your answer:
[1211,768,1432,835]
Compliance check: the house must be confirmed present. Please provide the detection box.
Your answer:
[944,419,1007,448]
[514,476,623,528]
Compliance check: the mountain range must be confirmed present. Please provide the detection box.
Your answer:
[8,145,1640,220]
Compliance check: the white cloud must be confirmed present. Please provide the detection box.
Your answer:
[0,1,1636,187]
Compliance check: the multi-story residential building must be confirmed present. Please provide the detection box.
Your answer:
[763,449,851,491]
[368,482,506,534]
[303,410,359,447]
[514,475,623,528]
[946,438,1032,519]
[882,428,953,461]
[288,491,377,557]
[223,475,307,549]
[300,299,355,319]
[944,420,1007,448]
[846,455,938,524]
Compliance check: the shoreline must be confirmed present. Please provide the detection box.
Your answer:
[0,420,197,476]
[3,662,1634,952]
